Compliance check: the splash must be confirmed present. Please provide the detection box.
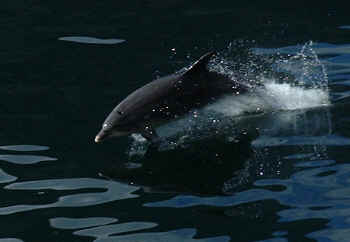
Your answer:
[263,82,329,110]
[273,41,329,89]
[128,41,330,155]
[209,41,328,113]
[127,134,148,157]
[207,80,329,117]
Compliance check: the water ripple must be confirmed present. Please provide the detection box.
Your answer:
[82,228,230,242]
[58,36,125,45]
[257,238,288,242]
[294,159,336,168]
[146,163,350,210]
[0,178,139,215]
[0,239,23,242]
[50,217,118,230]
[308,228,350,242]
[339,26,350,30]
[0,169,17,183]
[0,145,49,152]
[0,154,57,164]
[252,135,350,147]
[74,222,158,240]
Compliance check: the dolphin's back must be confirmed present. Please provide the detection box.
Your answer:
[118,74,179,113]
[104,73,180,126]
[105,51,248,128]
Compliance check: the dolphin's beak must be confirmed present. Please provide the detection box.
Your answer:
[94,135,101,143]
[94,130,107,143]
[95,128,130,143]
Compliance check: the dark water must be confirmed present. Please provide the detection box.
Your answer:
[2,2,350,242]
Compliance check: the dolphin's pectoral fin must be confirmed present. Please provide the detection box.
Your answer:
[141,124,159,143]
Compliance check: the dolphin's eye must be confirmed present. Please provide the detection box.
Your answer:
[117,111,123,115]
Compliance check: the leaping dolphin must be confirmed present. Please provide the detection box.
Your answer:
[95,52,249,143]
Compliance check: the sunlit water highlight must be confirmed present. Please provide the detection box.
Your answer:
[58,36,126,45]
[0,169,17,183]
[76,228,230,242]
[0,145,49,152]
[0,178,139,215]
[50,217,118,230]
[0,239,24,242]
[0,154,56,164]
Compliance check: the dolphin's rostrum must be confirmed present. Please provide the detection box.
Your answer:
[95,52,248,143]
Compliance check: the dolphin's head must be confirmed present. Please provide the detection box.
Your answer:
[94,107,138,143]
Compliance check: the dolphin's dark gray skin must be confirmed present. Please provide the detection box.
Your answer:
[95,52,249,143]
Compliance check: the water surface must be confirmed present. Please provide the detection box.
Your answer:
[1,2,350,242]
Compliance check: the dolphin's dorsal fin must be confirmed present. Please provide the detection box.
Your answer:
[184,51,216,76]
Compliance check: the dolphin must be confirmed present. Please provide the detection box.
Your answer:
[95,51,249,143]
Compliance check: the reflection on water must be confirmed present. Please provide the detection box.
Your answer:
[0,239,24,242]
[0,169,17,184]
[79,228,230,242]
[50,217,118,229]
[0,145,55,165]
[74,222,158,240]
[58,36,126,45]
[0,145,49,152]
[294,159,335,168]
[253,134,350,146]
[339,26,350,30]
[0,178,139,215]
[258,238,288,242]
[0,154,56,164]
